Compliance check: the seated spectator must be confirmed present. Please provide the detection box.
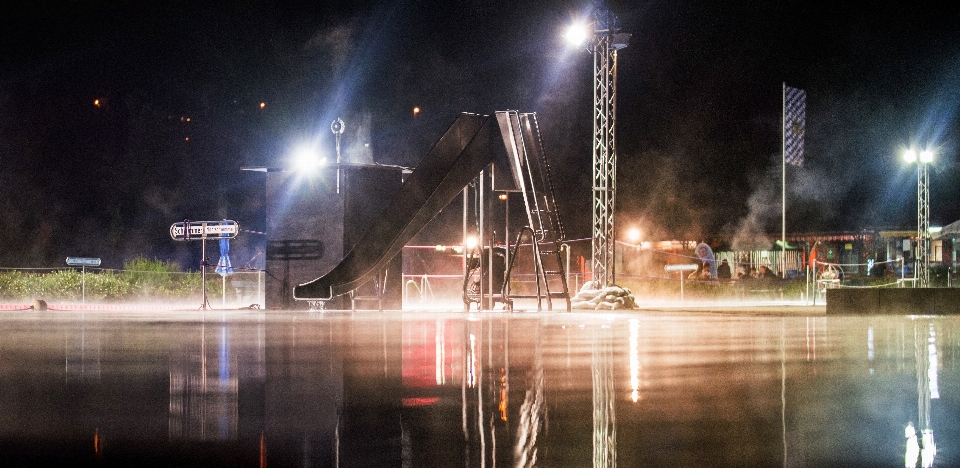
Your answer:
[700,261,713,279]
[717,259,732,280]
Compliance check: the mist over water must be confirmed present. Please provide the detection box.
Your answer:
[0,310,955,467]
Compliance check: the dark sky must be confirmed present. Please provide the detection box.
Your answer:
[2,0,960,268]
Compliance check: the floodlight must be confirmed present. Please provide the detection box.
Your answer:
[920,150,933,163]
[565,23,589,47]
[903,149,918,163]
[292,145,324,174]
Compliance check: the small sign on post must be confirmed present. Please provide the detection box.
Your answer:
[66,257,101,267]
[664,264,698,302]
[66,257,101,303]
[170,220,238,241]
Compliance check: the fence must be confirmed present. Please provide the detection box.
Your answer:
[0,267,264,308]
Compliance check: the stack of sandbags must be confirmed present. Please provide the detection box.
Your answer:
[571,282,637,310]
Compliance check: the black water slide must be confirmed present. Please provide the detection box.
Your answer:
[293,112,506,300]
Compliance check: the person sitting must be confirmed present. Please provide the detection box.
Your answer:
[758,265,777,280]
[700,261,713,279]
[716,259,732,280]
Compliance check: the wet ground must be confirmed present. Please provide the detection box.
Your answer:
[0,307,953,467]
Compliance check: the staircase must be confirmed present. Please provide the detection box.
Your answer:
[495,111,571,311]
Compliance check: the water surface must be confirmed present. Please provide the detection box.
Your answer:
[0,310,954,467]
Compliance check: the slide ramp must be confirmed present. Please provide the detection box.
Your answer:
[294,113,504,300]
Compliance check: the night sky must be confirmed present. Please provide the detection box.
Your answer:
[2,0,960,269]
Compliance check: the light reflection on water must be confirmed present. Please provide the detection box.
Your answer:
[0,310,956,467]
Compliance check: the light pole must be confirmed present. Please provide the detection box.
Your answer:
[566,1,630,287]
[904,148,933,287]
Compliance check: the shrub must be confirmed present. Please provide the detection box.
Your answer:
[0,257,207,303]
[85,270,131,301]
[0,271,30,301]
[120,256,196,300]
[39,270,82,300]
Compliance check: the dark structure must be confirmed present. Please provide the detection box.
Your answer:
[254,164,405,310]
[826,288,960,315]
[293,113,504,304]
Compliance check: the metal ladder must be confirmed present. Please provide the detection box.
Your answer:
[349,270,387,311]
[496,111,571,311]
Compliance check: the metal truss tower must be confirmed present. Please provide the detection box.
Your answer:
[591,2,628,287]
[917,163,930,287]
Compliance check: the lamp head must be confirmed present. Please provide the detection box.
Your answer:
[292,145,325,174]
[565,23,589,47]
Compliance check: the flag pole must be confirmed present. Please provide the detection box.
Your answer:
[781,83,787,278]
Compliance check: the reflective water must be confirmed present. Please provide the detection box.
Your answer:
[0,310,955,467]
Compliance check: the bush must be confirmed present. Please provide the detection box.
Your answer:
[0,257,204,303]
[85,270,131,301]
[0,271,32,300]
[930,264,950,287]
[120,256,198,300]
[39,270,82,300]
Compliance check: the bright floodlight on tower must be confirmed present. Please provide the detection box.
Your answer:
[565,22,589,47]
[292,145,325,174]
[626,228,640,243]
[903,146,934,287]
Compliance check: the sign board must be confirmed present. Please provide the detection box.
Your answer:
[66,257,101,267]
[664,264,698,272]
[170,220,239,241]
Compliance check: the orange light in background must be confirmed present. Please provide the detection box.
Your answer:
[413,106,420,116]
[498,193,508,201]
[498,368,508,421]
[629,319,641,402]
[185,137,190,141]
[259,102,266,109]
[93,99,101,107]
